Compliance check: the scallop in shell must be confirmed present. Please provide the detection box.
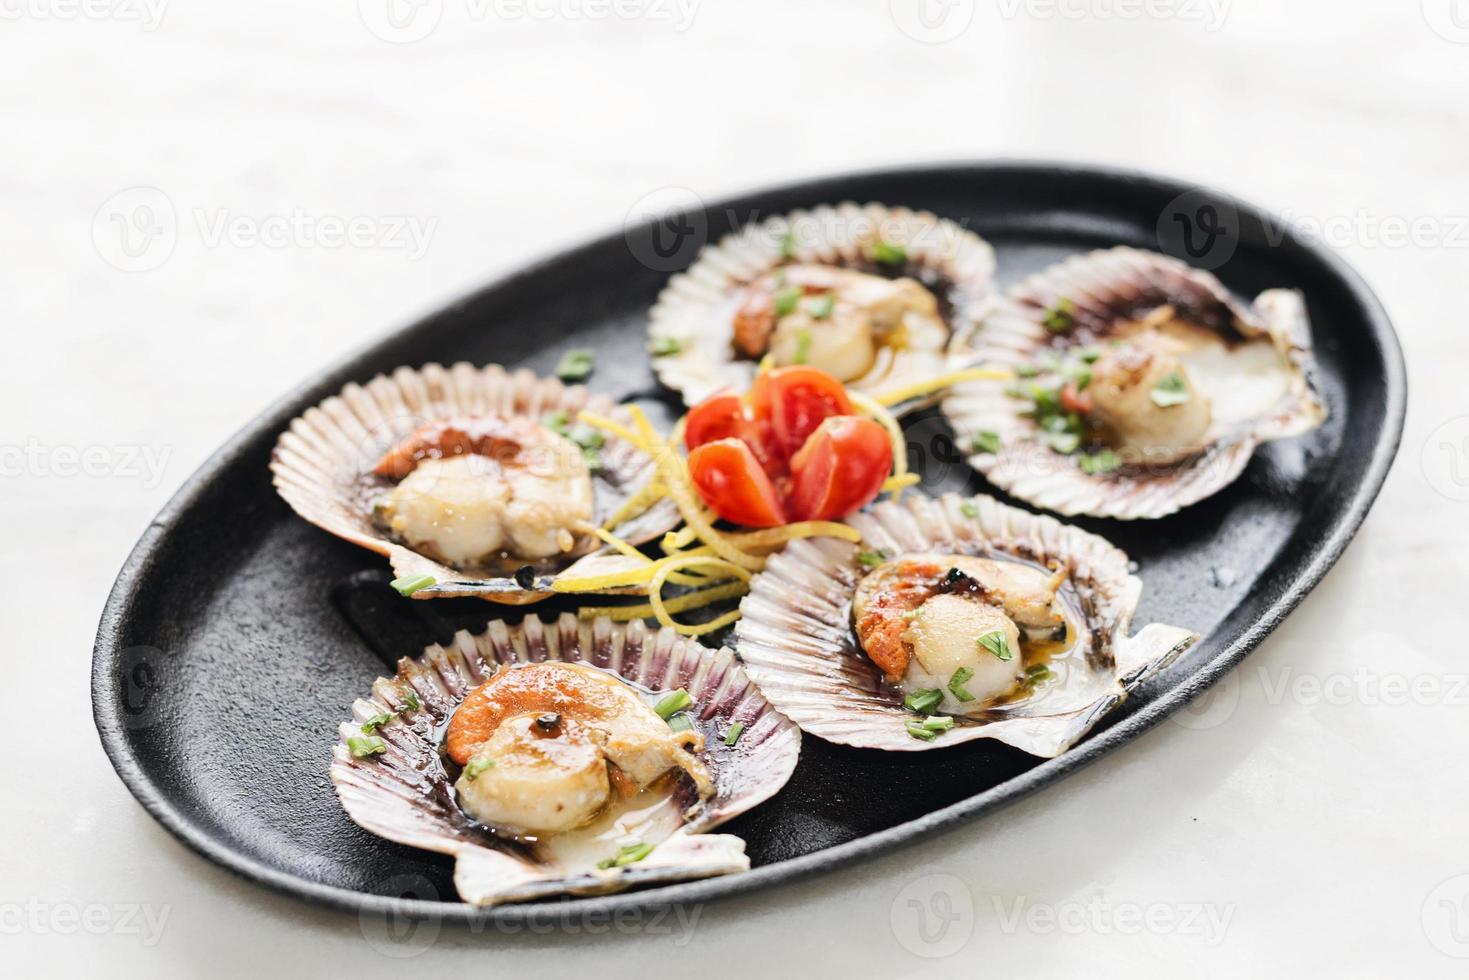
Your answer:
[330,614,801,907]
[270,362,680,602]
[943,247,1327,519]
[732,492,1198,754]
[648,202,997,410]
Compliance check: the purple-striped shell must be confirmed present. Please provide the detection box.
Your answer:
[943,247,1327,519]
[648,201,996,410]
[733,492,1198,754]
[270,362,679,602]
[330,614,801,907]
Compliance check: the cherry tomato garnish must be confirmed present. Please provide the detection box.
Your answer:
[784,416,893,522]
[686,439,787,527]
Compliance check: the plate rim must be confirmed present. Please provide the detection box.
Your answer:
[91,159,1408,927]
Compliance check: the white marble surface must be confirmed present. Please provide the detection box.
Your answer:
[5,0,1467,974]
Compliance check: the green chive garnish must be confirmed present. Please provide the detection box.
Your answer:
[654,689,693,720]
[598,841,655,869]
[651,336,683,357]
[668,713,695,733]
[774,286,802,317]
[959,501,980,519]
[900,607,924,621]
[808,293,835,319]
[347,734,387,758]
[390,574,435,597]
[1025,664,1055,684]
[794,328,813,364]
[921,715,956,733]
[1149,371,1190,407]
[903,688,944,714]
[401,691,422,712]
[857,550,886,569]
[978,630,1015,662]
[1015,363,1042,378]
[722,722,745,746]
[542,410,570,434]
[1043,431,1081,455]
[970,431,1002,455]
[360,712,394,733]
[463,756,495,780]
[905,721,938,741]
[947,667,976,702]
[779,231,798,259]
[555,349,596,382]
[1076,347,1102,364]
[869,241,907,266]
[1078,449,1123,475]
[1042,297,1074,332]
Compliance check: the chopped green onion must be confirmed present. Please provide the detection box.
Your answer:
[390,574,435,597]
[905,721,938,741]
[401,691,422,712]
[722,722,745,746]
[794,328,813,364]
[598,841,656,869]
[857,549,887,569]
[808,293,835,319]
[650,335,683,357]
[920,715,956,733]
[654,689,693,720]
[903,688,944,714]
[1076,347,1102,364]
[869,241,907,266]
[1078,449,1123,475]
[970,431,1002,455]
[978,630,1015,662]
[1069,367,1093,391]
[900,607,924,621]
[779,231,798,260]
[555,349,596,382]
[774,286,802,317]
[1015,363,1042,378]
[947,667,976,702]
[667,712,695,733]
[347,734,387,758]
[360,712,394,733]
[1149,371,1190,407]
[1025,664,1055,684]
[1042,298,1075,332]
[1043,431,1081,455]
[463,756,495,780]
[542,410,571,433]
[959,501,980,519]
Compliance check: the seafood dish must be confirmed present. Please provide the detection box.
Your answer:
[648,202,997,410]
[942,247,1326,518]
[259,202,1333,905]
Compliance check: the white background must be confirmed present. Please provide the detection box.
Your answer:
[5,0,1468,975]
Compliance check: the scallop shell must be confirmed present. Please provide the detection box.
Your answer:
[270,362,680,602]
[943,247,1327,519]
[331,614,801,907]
[732,492,1198,755]
[649,202,997,410]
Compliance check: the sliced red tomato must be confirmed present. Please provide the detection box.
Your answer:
[750,366,853,460]
[683,393,748,450]
[785,416,893,521]
[686,438,787,527]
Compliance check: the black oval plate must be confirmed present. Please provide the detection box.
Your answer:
[92,162,1405,927]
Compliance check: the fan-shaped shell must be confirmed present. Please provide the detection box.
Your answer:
[943,247,1327,519]
[732,492,1197,755]
[270,362,680,601]
[330,614,801,907]
[648,202,997,410]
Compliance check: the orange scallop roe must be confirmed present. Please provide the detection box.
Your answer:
[853,559,945,683]
[372,416,535,480]
[445,663,624,765]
